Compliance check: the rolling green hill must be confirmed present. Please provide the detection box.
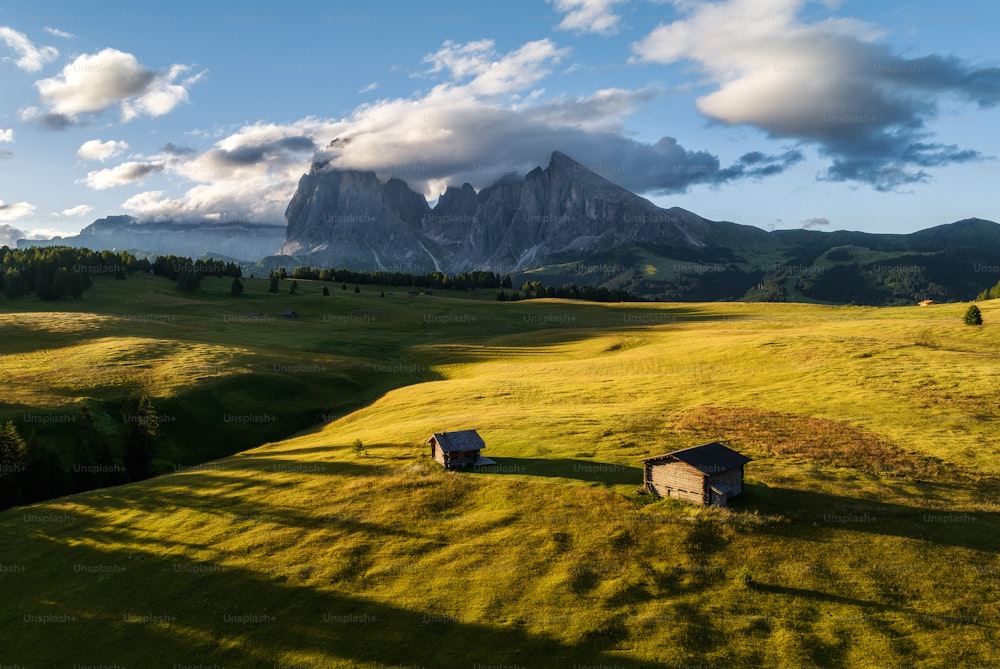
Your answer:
[1,280,999,667]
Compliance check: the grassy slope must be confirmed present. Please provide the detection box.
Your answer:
[1,286,999,667]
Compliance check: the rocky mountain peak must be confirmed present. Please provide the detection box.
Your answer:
[281,151,715,272]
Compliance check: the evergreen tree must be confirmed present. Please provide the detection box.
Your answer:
[121,395,158,482]
[290,280,298,295]
[322,286,330,296]
[354,285,360,293]
[177,271,202,293]
[21,432,66,503]
[2,268,27,299]
[73,406,102,492]
[268,271,280,293]
[0,421,27,509]
[964,304,983,326]
[230,277,244,296]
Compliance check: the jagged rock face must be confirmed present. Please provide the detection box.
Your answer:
[281,167,438,272]
[281,151,720,272]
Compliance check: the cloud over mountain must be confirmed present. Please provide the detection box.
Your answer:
[83,161,164,190]
[116,37,810,221]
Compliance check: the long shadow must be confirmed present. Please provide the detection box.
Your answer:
[749,582,894,610]
[468,457,643,486]
[68,463,426,541]
[0,509,660,667]
[732,483,1000,552]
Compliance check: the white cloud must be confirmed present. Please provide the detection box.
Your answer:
[83,161,165,190]
[34,48,204,124]
[359,82,378,94]
[422,39,570,96]
[548,0,628,35]
[76,139,128,162]
[0,200,36,222]
[77,139,129,161]
[0,26,58,72]
[61,204,93,217]
[122,65,204,122]
[43,26,76,39]
[630,0,1000,190]
[0,129,13,142]
[120,38,796,222]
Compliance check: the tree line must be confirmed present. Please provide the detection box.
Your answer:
[284,266,510,291]
[0,396,160,510]
[278,265,638,302]
[0,246,147,301]
[976,277,1000,301]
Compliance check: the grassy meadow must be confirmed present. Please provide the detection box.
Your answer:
[1,274,999,667]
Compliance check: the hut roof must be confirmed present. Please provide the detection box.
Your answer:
[428,430,485,453]
[642,441,750,475]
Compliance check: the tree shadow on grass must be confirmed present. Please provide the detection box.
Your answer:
[0,507,661,667]
[732,483,1000,552]
[467,457,643,486]
[62,463,426,541]
[748,582,893,609]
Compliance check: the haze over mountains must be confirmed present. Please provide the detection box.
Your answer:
[14,151,1000,304]
[18,215,286,262]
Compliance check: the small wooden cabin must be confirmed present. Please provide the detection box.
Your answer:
[918,299,936,307]
[642,442,751,506]
[428,430,487,469]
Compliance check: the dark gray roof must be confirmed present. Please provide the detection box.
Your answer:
[642,442,750,475]
[428,430,485,453]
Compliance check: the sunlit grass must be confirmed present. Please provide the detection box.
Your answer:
[1,278,999,666]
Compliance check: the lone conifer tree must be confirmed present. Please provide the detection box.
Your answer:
[964,304,983,326]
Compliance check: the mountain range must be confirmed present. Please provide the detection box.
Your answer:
[17,215,285,263]
[12,151,1000,304]
[280,151,1000,303]
[281,151,760,273]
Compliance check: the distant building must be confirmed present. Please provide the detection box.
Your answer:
[428,430,494,469]
[281,310,299,319]
[642,442,751,506]
[918,300,936,306]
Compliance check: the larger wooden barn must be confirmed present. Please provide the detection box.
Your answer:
[642,442,751,506]
[427,430,493,469]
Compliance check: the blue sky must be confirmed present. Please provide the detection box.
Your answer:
[1,0,998,242]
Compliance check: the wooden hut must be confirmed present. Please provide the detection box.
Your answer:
[642,442,751,506]
[427,430,491,469]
